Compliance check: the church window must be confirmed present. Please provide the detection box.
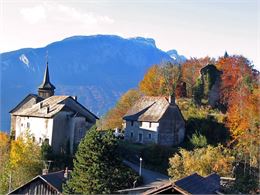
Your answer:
[39,137,42,143]
[130,132,133,138]
[149,122,152,128]
[148,133,152,139]
[27,122,30,128]
[131,121,134,126]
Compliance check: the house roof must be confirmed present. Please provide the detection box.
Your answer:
[12,95,98,120]
[123,96,185,123]
[123,96,170,122]
[41,171,67,192]
[8,170,69,194]
[142,173,221,195]
[175,173,220,194]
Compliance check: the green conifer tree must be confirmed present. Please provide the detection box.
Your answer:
[63,126,138,194]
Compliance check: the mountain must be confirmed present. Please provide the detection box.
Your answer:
[167,49,186,63]
[0,35,185,131]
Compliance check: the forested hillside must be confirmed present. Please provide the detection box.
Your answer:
[102,54,260,193]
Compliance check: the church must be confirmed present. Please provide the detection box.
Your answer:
[10,62,98,154]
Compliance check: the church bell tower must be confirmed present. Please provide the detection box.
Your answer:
[38,62,55,99]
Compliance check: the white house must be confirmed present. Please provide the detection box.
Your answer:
[123,95,185,146]
[10,62,98,154]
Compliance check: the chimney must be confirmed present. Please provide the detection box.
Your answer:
[46,106,50,113]
[42,168,48,175]
[40,102,43,109]
[72,96,77,101]
[64,167,69,179]
[168,94,175,105]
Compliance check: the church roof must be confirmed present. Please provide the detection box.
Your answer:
[9,94,43,113]
[12,95,98,120]
[38,62,56,90]
[123,96,172,122]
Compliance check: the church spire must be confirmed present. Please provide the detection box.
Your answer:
[38,61,55,99]
[224,51,229,58]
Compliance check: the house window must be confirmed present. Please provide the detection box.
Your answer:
[130,132,133,138]
[131,121,134,126]
[138,133,143,143]
[148,133,152,139]
[149,122,152,128]
[27,122,30,129]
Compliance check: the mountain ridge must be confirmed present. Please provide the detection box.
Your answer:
[0,35,185,131]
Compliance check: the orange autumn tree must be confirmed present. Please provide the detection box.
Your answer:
[139,63,181,96]
[101,89,142,130]
[227,84,260,168]
[139,65,165,96]
[161,62,181,96]
[216,55,253,107]
[216,55,260,168]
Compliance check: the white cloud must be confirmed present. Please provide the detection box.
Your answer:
[20,5,46,24]
[19,2,114,25]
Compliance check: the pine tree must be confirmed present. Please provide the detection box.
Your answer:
[63,126,138,194]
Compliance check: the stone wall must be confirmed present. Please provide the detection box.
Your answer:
[158,105,185,146]
[124,120,159,144]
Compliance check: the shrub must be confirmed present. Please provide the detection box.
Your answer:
[189,131,207,148]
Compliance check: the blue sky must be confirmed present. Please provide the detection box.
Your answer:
[1,0,259,69]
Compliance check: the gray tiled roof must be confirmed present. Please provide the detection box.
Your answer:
[13,96,68,118]
[123,96,170,122]
[12,95,98,120]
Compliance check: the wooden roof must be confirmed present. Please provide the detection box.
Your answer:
[123,96,170,122]
[8,170,70,194]
[123,96,185,123]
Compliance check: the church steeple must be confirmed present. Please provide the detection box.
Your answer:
[224,51,229,58]
[38,62,55,99]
